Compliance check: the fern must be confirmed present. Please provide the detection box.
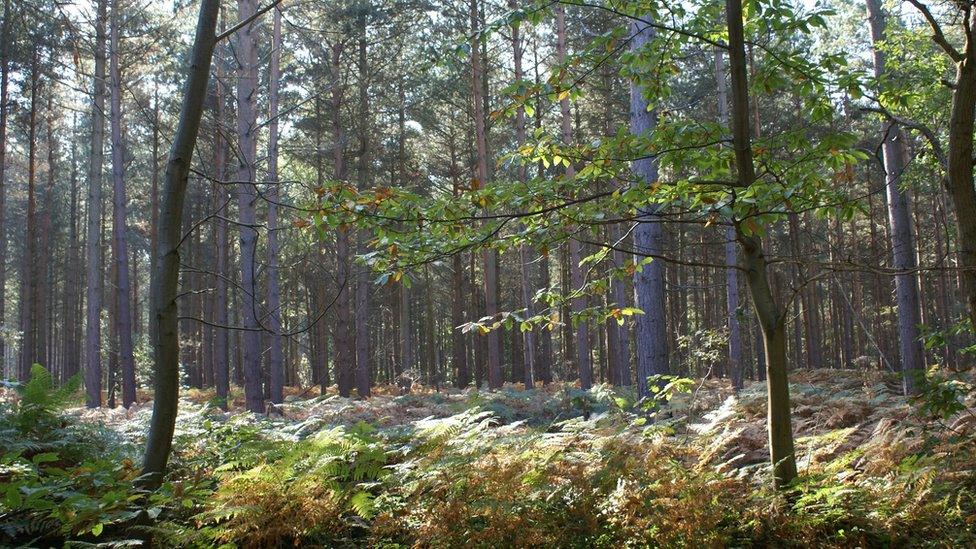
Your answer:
[10,364,81,435]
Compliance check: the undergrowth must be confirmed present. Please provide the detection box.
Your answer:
[1,367,974,547]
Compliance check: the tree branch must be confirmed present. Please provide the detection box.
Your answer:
[216,0,283,43]
[905,0,964,61]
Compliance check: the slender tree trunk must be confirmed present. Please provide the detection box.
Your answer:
[332,41,356,397]
[865,0,924,392]
[529,37,554,385]
[450,162,470,387]
[629,16,668,397]
[107,269,118,407]
[37,88,58,374]
[143,0,220,485]
[85,0,108,406]
[62,115,82,382]
[132,244,140,337]
[150,83,159,312]
[0,0,10,378]
[726,236,744,389]
[236,0,263,413]
[213,30,230,409]
[398,274,412,381]
[934,200,957,369]
[424,267,437,385]
[20,58,39,380]
[309,116,331,393]
[355,9,372,398]
[110,0,137,407]
[470,0,502,389]
[715,46,743,390]
[726,0,797,488]
[556,5,592,389]
[510,0,536,388]
[609,223,631,385]
[265,7,285,404]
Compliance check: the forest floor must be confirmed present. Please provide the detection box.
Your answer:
[3,368,976,547]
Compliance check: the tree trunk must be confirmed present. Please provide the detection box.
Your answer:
[236,0,263,413]
[716,46,743,390]
[609,223,631,386]
[865,0,925,393]
[726,0,797,488]
[332,41,356,398]
[265,7,285,404]
[629,16,668,397]
[85,0,108,407]
[142,0,220,485]
[36,86,57,375]
[355,10,372,398]
[930,23,976,336]
[556,5,593,389]
[150,83,159,319]
[510,0,536,388]
[470,0,502,389]
[20,58,39,380]
[62,115,82,383]
[110,0,137,407]
[0,0,9,378]
[213,27,230,409]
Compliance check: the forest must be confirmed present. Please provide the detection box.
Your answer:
[0,0,975,545]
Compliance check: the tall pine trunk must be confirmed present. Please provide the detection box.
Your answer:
[21,57,39,380]
[865,0,924,393]
[236,0,263,413]
[716,46,743,390]
[213,15,230,409]
[629,16,668,397]
[556,5,593,389]
[85,0,108,407]
[265,7,285,404]
[470,0,502,388]
[510,0,536,388]
[0,0,10,378]
[110,0,137,407]
[355,10,372,398]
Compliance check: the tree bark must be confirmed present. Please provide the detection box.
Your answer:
[150,83,159,322]
[85,0,108,407]
[110,0,137,407]
[510,0,536,388]
[333,40,356,398]
[0,0,10,378]
[212,22,230,408]
[142,0,220,485]
[609,223,631,386]
[865,0,924,393]
[629,16,669,398]
[556,5,593,390]
[715,46,743,390]
[450,132,470,387]
[725,0,797,488]
[20,57,39,380]
[470,0,502,389]
[62,115,82,382]
[236,0,264,413]
[36,85,57,377]
[265,7,285,404]
[355,9,372,398]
